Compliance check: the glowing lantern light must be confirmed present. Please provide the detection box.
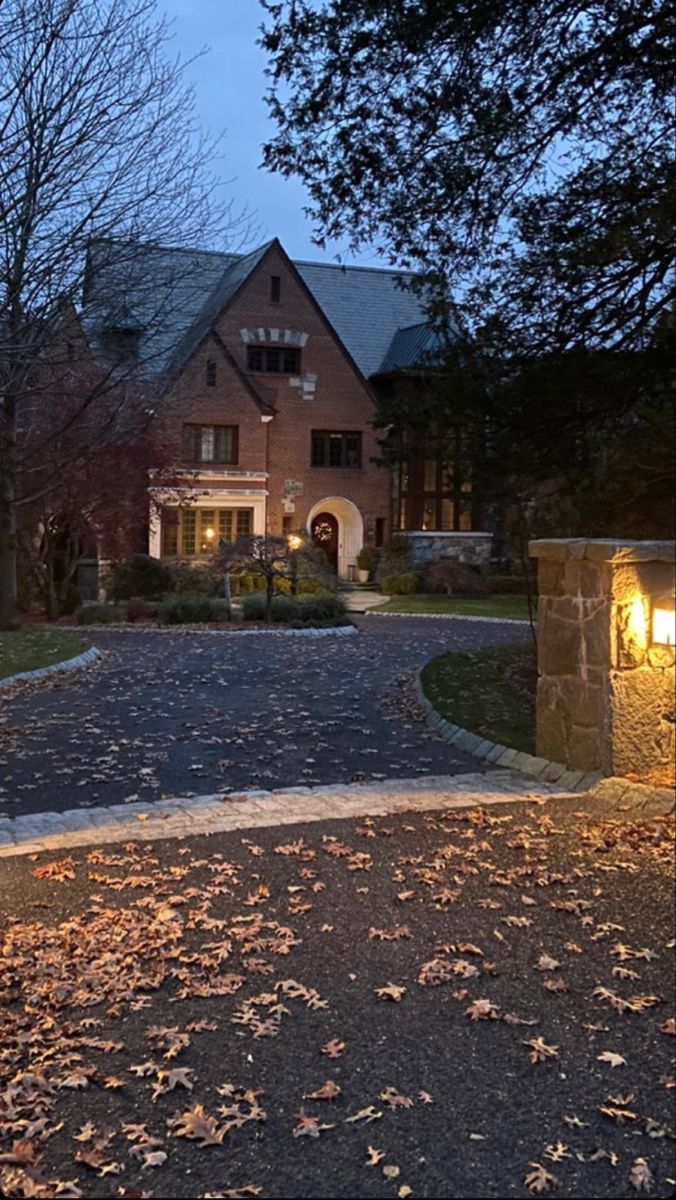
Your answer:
[652,594,675,646]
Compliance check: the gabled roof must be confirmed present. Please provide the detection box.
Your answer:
[292,260,431,377]
[82,237,455,380]
[165,241,275,380]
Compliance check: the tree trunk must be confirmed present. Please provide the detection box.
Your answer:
[265,576,274,624]
[0,396,20,629]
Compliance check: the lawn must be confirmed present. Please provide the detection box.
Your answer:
[0,798,673,1198]
[374,593,533,620]
[0,627,87,680]
[421,641,537,753]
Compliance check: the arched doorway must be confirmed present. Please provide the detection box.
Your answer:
[305,497,364,579]
[311,512,339,573]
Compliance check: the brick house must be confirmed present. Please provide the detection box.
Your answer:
[82,237,489,579]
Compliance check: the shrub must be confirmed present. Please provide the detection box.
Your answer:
[126,595,159,622]
[76,602,125,624]
[297,576,329,594]
[424,558,489,597]
[112,553,174,599]
[60,583,81,615]
[242,592,348,624]
[158,593,232,624]
[357,546,373,571]
[297,593,348,622]
[375,535,412,583]
[379,572,420,595]
[242,593,300,622]
[488,573,537,595]
[171,561,222,595]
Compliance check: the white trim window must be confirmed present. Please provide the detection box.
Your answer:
[160,506,253,556]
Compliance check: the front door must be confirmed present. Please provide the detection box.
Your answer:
[311,512,339,573]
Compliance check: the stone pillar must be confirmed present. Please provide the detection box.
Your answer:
[530,539,675,786]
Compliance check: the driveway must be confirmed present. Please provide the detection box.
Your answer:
[0,616,527,819]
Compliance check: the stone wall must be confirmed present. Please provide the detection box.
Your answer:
[408,531,493,567]
[530,539,675,785]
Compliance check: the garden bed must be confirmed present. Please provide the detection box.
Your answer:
[420,641,538,753]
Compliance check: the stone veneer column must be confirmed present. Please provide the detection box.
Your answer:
[529,539,675,785]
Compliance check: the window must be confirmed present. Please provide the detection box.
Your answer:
[311,431,362,469]
[375,517,385,547]
[270,275,281,302]
[206,359,217,386]
[247,345,300,374]
[182,425,238,464]
[163,507,253,556]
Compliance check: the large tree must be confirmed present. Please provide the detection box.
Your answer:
[261,0,673,354]
[261,0,674,541]
[0,0,244,628]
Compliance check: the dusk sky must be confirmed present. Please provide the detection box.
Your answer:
[161,0,382,268]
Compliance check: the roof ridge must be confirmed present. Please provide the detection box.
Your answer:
[294,257,419,278]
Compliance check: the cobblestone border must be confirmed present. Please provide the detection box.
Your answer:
[59,623,358,639]
[413,667,602,792]
[365,609,531,626]
[0,769,566,857]
[0,645,101,691]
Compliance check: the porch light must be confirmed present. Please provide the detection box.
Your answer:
[652,594,675,646]
[204,527,215,541]
[287,532,303,552]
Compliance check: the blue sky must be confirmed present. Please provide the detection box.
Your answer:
[161,0,380,267]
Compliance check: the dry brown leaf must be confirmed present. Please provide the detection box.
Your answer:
[524,1162,559,1194]
[597,1051,627,1068]
[523,1037,559,1063]
[304,1081,342,1102]
[320,1038,346,1059]
[375,982,407,1002]
[629,1157,654,1192]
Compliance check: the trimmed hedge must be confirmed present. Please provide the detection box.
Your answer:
[242,592,348,624]
[158,593,232,625]
[76,603,126,624]
[379,571,420,595]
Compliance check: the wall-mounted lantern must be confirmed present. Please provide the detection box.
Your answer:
[652,593,675,647]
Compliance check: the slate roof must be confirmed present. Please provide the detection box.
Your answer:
[82,237,448,380]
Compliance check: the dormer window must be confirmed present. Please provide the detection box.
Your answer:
[271,275,281,303]
[247,346,300,374]
[206,359,217,386]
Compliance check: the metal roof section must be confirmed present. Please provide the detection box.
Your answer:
[377,321,449,373]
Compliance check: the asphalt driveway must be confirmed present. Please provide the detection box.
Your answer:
[0,617,527,819]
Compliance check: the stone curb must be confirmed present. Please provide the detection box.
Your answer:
[59,623,358,639]
[413,667,602,793]
[61,624,358,639]
[0,769,566,858]
[0,645,101,691]
[365,609,531,626]
[585,776,675,818]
